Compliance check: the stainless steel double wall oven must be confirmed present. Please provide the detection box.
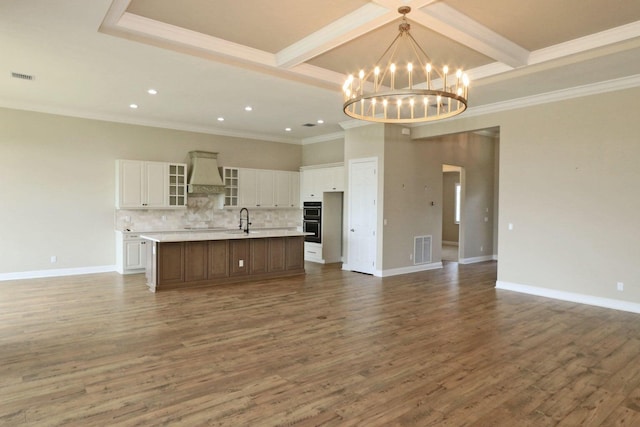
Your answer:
[302,201,321,243]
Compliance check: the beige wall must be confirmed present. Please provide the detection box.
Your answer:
[412,86,640,304]
[301,138,344,166]
[0,108,301,274]
[382,128,496,269]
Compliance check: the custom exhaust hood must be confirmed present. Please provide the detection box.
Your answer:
[187,151,225,195]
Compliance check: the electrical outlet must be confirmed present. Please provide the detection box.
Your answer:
[480,246,484,252]
[161,215,167,221]
[409,254,413,260]
[239,260,244,267]
[50,255,57,263]
[617,282,624,292]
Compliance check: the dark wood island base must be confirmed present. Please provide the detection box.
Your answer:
[144,235,305,291]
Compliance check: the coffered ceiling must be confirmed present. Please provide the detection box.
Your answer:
[1,0,640,144]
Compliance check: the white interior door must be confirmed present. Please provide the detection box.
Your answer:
[348,158,377,274]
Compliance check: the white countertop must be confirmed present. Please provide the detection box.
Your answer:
[140,229,311,242]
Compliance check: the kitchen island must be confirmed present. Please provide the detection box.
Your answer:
[141,229,308,292]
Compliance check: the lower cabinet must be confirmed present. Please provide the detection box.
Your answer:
[230,240,250,277]
[115,231,149,274]
[158,242,185,285]
[304,242,323,263]
[286,236,304,270]
[208,240,229,279]
[153,236,305,289]
[185,241,208,282]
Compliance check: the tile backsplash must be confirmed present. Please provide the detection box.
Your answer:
[115,195,302,231]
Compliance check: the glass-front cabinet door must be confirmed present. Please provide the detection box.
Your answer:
[168,163,187,207]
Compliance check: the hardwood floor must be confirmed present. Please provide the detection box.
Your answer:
[1,261,640,426]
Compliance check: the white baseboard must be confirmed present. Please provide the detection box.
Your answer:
[496,281,640,314]
[492,254,498,261]
[0,265,117,281]
[377,262,443,277]
[459,255,494,264]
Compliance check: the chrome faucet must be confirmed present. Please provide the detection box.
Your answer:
[239,208,251,234]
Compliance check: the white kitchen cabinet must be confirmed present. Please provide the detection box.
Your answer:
[229,168,298,209]
[116,160,187,209]
[223,167,239,207]
[274,171,291,208]
[274,171,300,208]
[257,169,275,207]
[115,231,149,274]
[290,172,300,208]
[327,166,345,192]
[304,242,323,263]
[168,163,187,207]
[300,164,344,201]
[238,168,258,207]
[300,168,324,201]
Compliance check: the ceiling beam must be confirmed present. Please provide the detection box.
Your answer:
[275,3,391,68]
[276,0,441,69]
[413,3,530,68]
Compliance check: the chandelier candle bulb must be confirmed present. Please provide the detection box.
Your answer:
[443,66,448,91]
[426,64,432,90]
[390,63,396,90]
[410,98,415,119]
[408,63,413,89]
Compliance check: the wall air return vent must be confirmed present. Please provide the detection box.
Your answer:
[11,72,34,81]
[414,235,432,265]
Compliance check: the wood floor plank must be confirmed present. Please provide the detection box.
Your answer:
[1,261,639,425]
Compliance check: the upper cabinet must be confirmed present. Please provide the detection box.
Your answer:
[274,171,300,208]
[300,164,344,202]
[222,167,239,207]
[116,160,187,209]
[224,167,299,209]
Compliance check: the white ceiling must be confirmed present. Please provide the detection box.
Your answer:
[1,0,640,144]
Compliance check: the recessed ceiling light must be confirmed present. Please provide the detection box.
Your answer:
[285,127,292,132]
[147,89,158,95]
[129,104,138,109]
[244,106,253,112]
[217,117,225,122]
[317,119,324,124]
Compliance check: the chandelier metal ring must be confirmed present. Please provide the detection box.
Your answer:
[342,6,470,124]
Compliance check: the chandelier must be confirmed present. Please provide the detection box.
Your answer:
[342,6,469,124]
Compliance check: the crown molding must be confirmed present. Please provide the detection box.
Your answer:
[0,101,302,145]
[460,74,640,119]
[529,21,640,65]
[301,131,345,145]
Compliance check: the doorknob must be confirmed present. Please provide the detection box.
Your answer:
[350,229,355,232]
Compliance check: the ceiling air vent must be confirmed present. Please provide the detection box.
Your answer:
[11,72,35,81]
[302,123,316,127]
